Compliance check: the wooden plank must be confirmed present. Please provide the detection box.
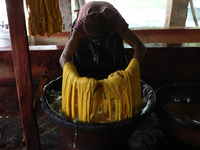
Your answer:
[31,28,200,44]
[5,0,40,150]
[132,28,200,43]
[1,28,200,48]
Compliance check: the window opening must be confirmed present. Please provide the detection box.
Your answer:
[72,0,200,28]
[84,0,168,28]
[186,0,200,27]
[0,0,8,29]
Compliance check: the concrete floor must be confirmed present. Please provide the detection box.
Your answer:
[0,85,199,150]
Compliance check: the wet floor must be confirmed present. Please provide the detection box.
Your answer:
[0,86,199,150]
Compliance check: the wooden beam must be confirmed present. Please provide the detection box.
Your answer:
[133,28,200,43]
[28,28,200,45]
[5,0,40,149]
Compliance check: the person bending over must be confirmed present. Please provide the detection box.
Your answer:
[59,1,146,79]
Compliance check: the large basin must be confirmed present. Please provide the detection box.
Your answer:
[40,76,156,150]
[156,82,200,148]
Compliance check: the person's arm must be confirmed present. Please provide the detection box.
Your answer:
[59,30,84,68]
[122,28,146,62]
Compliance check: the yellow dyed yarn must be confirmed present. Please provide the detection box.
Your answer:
[26,0,62,37]
[62,58,141,123]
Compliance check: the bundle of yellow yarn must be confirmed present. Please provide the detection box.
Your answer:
[62,58,141,123]
[26,0,62,37]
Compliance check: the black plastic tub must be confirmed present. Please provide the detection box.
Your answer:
[40,76,156,150]
[156,82,200,148]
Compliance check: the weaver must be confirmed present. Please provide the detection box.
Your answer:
[62,58,141,123]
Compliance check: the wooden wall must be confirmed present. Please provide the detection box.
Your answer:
[1,45,200,90]
[1,28,200,90]
[0,46,63,86]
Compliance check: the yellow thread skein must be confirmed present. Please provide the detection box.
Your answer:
[26,0,62,37]
[62,58,141,123]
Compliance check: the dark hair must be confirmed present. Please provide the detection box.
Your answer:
[83,12,110,38]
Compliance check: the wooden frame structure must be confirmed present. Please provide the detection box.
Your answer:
[5,0,40,149]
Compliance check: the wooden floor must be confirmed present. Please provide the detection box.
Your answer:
[0,86,199,150]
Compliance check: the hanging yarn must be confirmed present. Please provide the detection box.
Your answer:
[62,58,141,123]
[26,0,62,37]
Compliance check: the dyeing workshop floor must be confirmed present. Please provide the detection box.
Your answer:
[0,85,199,150]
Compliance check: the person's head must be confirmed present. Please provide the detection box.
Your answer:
[83,12,110,45]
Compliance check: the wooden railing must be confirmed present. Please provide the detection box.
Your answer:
[132,28,200,44]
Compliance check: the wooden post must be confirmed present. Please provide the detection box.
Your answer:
[165,0,189,27]
[5,0,40,150]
